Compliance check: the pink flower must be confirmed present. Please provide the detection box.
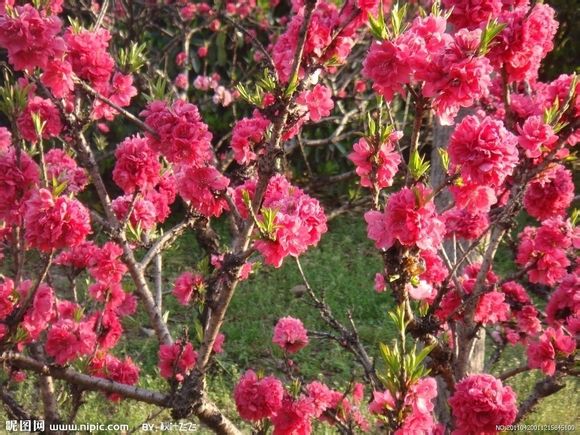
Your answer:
[449,182,497,213]
[234,370,284,421]
[448,115,518,186]
[442,207,489,240]
[230,113,271,165]
[546,273,580,328]
[271,394,316,435]
[369,390,395,415]
[158,341,197,381]
[65,27,114,92]
[23,189,91,252]
[112,195,158,230]
[449,374,517,434]
[420,250,448,284]
[88,242,127,284]
[197,46,208,58]
[305,381,334,417]
[363,39,410,101]
[175,73,188,90]
[175,165,230,217]
[144,173,177,224]
[517,115,558,158]
[20,283,55,344]
[374,273,386,293]
[141,100,213,165]
[172,272,205,306]
[42,59,74,98]
[474,291,510,325]
[399,377,438,433]
[113,135,161,193]
[212,333,225,354]
[0,4,65,71]
[296,84,334,122]
[0,149,39,224]
[0,126,11,151]
[443,0,502,30]
[45,149,89,194]
[17,96,63,142]
[527,327,576,375]
[272,316,309,353]
[524,164,574,221]
[91,354,140,402]
[45,319,97,365]
[175,51,187,66]
[364,184,444,252]
[406,280,436,302]
[0,278,16,319]
[348,132,402,189]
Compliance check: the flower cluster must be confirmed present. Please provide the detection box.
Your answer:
[272,316,309,353]
[158,341,197,382]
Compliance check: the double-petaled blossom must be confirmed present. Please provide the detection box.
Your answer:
[272,316,309,353]
[449,374,517,434]
[88,242,127,284]
[230,112,271,165]
[523,164,574,221]
[23,189,91,252]
[90,354,140,402]
[448,115,518,186]
[442,207,489,240]
[111,195,158,231]
[271,394,316,435]
[17,96,63,143]
[172,271,205,306]
[517,115,559,159]
[546,273,579,330]
[234,175,327,267]
[348,131,402,189]
[20,283,55,345]
[526,327,576,376]
[45,318,97,365]
[141,100,213,165]
[516,218,573,286]
[365,184,444,252]
[113,135,161,194]
[0,4,65,71]
[45,149,88,194]
[175,165,230,218]
[474,291,510,325]
[234,370,284,421]
[295,84,334,122]
[0,148,39,224]
[158,341,197,381]
[443,0,503,30]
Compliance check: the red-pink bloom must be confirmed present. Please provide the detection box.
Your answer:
[374,273,386,293]
[231,113,271,165]
[175,165,230,217]
[112,195,157,230]
[175,73,188,90]
[175,51,187,66]
[365,184,444,252]
[442,207,489,240]
[20,283,55,344]
[91,354,140,402]
[172,271,205,306]
[296,84,334,122]
[527,327,576,375]
[17,96,63,142]
[113,135,161,193]
[45,319,97,365]
[158,341,197,381]
[305,381,334,417]
[95,72,137,120]
[449,115,518,186]
[406,280,436,302]
[272,316,309,353]
[0,148,39,224]
[449,374,517,434]
[474,291,510,325]
[64,27,114,92]
[524,164,574,221]
[88,281,126,311]
[348,132,402,189]
[45,149,88,194]
[23,189,91,252]
[363,39,411,101]
[144,173,177,224]
[234,370,284,421]
[0,126,11,150]
[443,0,502,30]
[399,377,438,434]
[213,333,225,354]
[236,175,327,267]
[449,182,497,213]
[0,278,16,319]
[89,242,127,284]
[141,100,213,165]
[55,242,98,270]
[271,394,316,435]
[517,115,558,158]
[420,250,448,285]
[42,58,74,98]
[546,273,580,328]
[369,390,395,415]
[0,4,65,71]
[95,309,123,351]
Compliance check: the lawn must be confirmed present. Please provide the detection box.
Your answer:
[2,214,578,434]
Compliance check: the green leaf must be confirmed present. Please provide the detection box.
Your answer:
[478,18,506,56]
[390,2,408,38]
[436,148,449,172]
[408,149,430,181]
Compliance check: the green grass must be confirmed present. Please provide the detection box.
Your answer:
[2,214,578,434]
